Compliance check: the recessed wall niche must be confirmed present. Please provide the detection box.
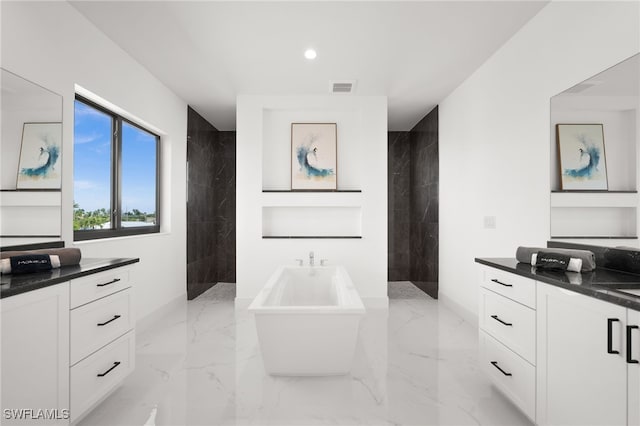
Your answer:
[236,95,387,302]
[261,108,361,190]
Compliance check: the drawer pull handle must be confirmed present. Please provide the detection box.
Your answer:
[490,361,512,376]
[608,318,621,354]
[627,325,639,364]
[490,279,512,287]
[97,361,121,377]
[97,315,121,326]
[97,278,121,287]
[491,315,513,327]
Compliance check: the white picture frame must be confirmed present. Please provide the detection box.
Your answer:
[557,123,608,191]
[291,122,337,191]
[16,122,62,189]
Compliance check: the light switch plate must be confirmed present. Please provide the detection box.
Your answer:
[483,216,496,229]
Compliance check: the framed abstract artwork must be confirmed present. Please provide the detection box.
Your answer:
[557,123,608,190]
[16,122,62,189]
[291,122,337,190]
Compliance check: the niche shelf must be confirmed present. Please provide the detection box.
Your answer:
[0,191,62,238]
[550,191,639,240]
[263,236,362,239]
[551,191,638,208]
[550,204,637,240]
[262,206,362,239]
[261,191,363,208]
[262,189,362,193]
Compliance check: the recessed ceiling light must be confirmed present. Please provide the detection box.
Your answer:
[304,49,317,60]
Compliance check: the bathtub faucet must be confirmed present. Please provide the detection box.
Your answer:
[309,251,314,267]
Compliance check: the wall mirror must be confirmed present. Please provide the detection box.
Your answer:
[0,68,63,246]
[550,53,640,244]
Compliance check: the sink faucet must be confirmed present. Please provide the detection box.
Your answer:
[309,251,314,267]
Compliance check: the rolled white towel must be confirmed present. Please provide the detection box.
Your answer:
[517,246,595,271]
[532,252,582,273]
[0,254,60,274]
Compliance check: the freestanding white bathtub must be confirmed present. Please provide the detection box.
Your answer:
[248,265,365,376]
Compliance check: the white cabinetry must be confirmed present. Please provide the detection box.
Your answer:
[536,282,640,426]
[0,283,70,425]
[478,266,536,421]
[479,264,640,425]
[629,309,640,425]
[68,267,135,424]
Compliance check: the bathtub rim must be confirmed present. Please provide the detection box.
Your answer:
[248,265,365,315]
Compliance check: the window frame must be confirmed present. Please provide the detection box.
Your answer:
[74,95,161,241]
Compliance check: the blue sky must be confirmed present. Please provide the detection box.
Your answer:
[74,100,157,214]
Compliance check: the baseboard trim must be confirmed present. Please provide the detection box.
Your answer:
[439,292,477,328]
[136,293,186,333]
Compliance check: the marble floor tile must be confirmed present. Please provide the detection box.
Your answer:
[79,282,532,426]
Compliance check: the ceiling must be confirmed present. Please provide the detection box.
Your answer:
[559,53,640,97]
[70,1,548,131]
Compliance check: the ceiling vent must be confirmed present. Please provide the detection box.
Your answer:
[563,81,602,94]
[330,80,356,94]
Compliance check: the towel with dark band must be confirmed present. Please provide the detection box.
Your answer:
[1,254,62,274]
[516,246,595,271]
[532,251,583,272]
[0,247,81,266]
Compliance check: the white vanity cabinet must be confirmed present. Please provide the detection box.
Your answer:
[628,309,640,425]
[478,266,537,422]
[0,283,70,425]
[536,282,629,425]
[68,267,135,424]
[0,260,137,426]
[478,263,640,425]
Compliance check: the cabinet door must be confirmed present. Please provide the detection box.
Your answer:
[629,309,640,425]
[537,283,627,426]
[0,283,70,425]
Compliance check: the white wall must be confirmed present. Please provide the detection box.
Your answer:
[236,95,388,306]
[439,1,640,318]
[1,1,188,320]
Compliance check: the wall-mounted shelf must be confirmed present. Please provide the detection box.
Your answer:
[262,236,362,239]
[551,190,637,193]
[550,236,638,240]
[0,189,62,192]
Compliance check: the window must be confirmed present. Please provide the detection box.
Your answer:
[74,95,160,240]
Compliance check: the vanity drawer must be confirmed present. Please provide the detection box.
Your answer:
[480,266,536,309]
[480,330,535,422]
[70,330,135,423]
[70,288,133,365]
[479,288,536,364]
[70,268,130,309]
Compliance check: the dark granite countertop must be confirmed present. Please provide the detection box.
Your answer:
[475,258,640,311]
[0,257,139,299]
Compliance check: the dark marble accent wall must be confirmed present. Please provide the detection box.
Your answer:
[387,106,439,298]
[409,106,439,298]
[388,131,411,281]
[186,107,236,300]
